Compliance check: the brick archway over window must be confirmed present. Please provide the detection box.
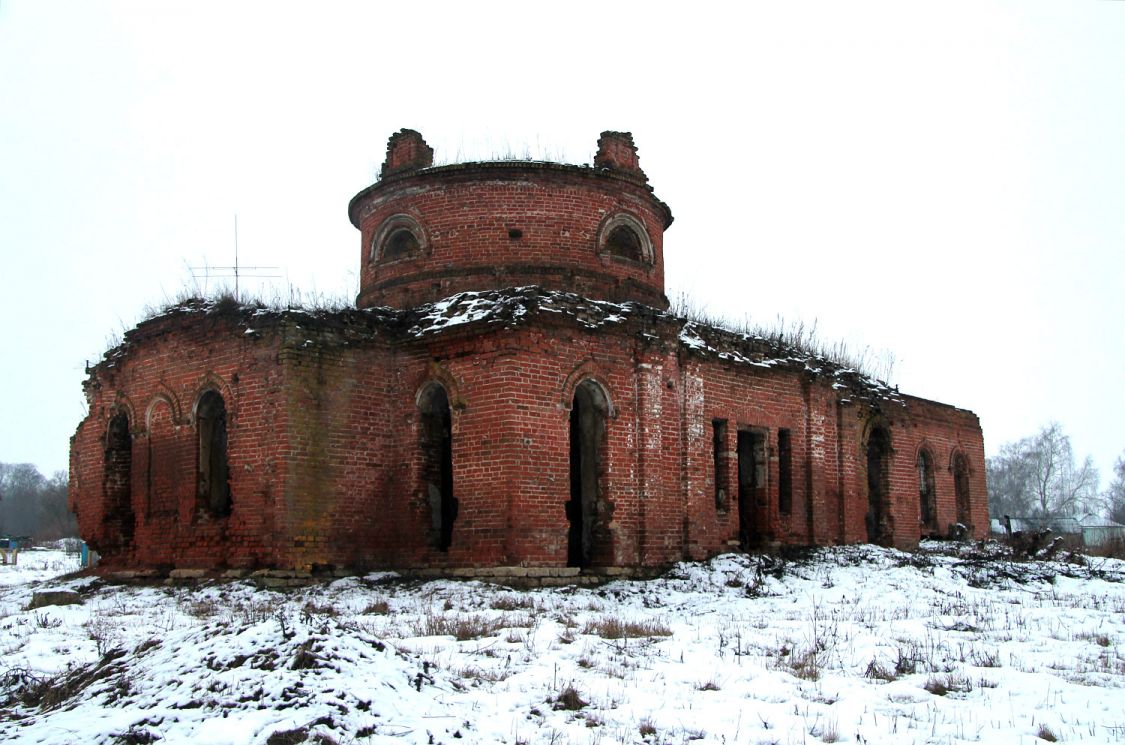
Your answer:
[371,214,427,264]
[598,212,654,264]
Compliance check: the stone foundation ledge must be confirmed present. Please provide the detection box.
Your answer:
[103,565,657,588]
[401,565,655,587]
[108,569,164,583]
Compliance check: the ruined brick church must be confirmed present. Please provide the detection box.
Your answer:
[70,130,988,578]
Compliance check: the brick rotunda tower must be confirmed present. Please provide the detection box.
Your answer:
[349,129,673,310]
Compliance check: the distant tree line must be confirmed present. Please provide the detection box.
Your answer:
[1107,456,1125,526]
[0,462,77,541]
[987,422,1125,524]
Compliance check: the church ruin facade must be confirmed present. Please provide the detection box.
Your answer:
[69,130,988,578]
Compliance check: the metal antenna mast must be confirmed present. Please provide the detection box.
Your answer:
[190,214,280,300]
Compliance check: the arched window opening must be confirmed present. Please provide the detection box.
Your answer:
[953,453,971,530]
[599,213,653,264]
[196,390,231,517]
[383,228,420,261]
[568,380,608,568]
[918,449,937,533]
[865,426,892,545]
[103,412,134,545]
[372,215,426,264]
[606,225,644,262]
[420,384,456,551]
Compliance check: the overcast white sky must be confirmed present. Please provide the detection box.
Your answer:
[1,1,1122,487]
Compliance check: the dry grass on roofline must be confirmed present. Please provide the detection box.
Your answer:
[114,282,898,385]
[91,285,356,364]
[428,140,578,169]
[140,284,354,322]
[669,291,898,385]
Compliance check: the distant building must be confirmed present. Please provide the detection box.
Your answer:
[69,130,989,579]
[0,535,30,565]
[1079,515,1125,548]
[992,514,1125,549]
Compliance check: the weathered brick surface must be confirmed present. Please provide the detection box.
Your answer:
[70,131,989,574]
[350,133,672,311]
[71,307,290,569]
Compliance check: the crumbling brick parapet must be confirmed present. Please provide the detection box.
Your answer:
[380,128,434,178]
[594,131,645,180]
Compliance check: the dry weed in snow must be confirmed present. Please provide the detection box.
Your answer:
[1,543,1124,744]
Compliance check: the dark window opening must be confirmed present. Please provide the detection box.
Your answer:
[865,427,891,545]
[918,449,937,533]
[103,412,134,546]
[953,453,971,530]
[606,225,644,262]
[713,419,729,510]
[568,380,608,568]
[197,391,231,517]
[737,429,767,549]
[778,428,793,515]
[383,228,420,261]
[420,384,456,551]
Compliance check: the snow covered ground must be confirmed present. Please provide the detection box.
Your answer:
[0,549,80,588]
[2,543,1124,745]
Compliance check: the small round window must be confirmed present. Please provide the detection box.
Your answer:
[598,213,653,264]
[371,215,425,263]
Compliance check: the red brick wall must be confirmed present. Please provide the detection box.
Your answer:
[879,396,989,544]
[73,304,988,573]
[350,163,672,310]
[72,310,290,570]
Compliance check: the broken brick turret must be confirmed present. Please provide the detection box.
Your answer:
[380,128,434,178]
[594,131,646,180]
[70,129,989,580]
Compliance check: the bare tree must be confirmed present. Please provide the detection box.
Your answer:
[1029,423,1099,517]
[987,440,1036,517]
[986,423,1099,519]
[1106,453,1125,525]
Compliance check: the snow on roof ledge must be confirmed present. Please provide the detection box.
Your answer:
[95,286,907,406]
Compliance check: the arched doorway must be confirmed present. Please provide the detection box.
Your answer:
[567,380,608,568]
[918,449,937,534]
[865,426,892,545]
[196,390,231,516]
[103,411,134,546]
[953,452,971,530]
[419,383,456,551]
